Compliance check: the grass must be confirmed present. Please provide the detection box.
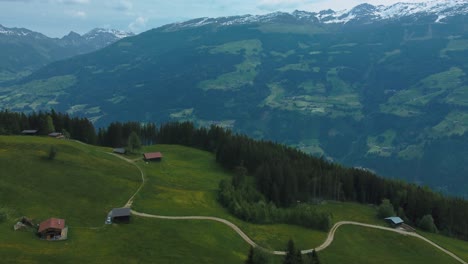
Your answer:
[320,225,462,264]
[0,75,76,112]
[381,67,466,117]
[277,63,312,72]
[132,144,328,251]
[1,137,467,263]
[440,39,468,58]
[0,217,249,263]
[0,70,32,82]
[398,144,424,160]
[0,137,248,263]
[431,111,468,138]
[261,71,363,120]
[313,201,381,225]
[422,231,468,261]
[199,39,262,91]
[257,24,327,36]
[366,130,397,157]
[0,136,140,226]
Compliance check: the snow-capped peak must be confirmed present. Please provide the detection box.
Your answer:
[83,28,134,40]
[163,0,468,30]
[322,0,468,24]
[0,24,34,36]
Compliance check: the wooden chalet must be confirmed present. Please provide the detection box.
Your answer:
[113,148,127,154]
[48,132,64,139]
[385,216,404,227]
[21,130,38,135]
[38,218,67,240]
[143,152,163,161]
[110,208,131,223]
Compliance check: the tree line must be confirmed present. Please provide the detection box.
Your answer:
[0,110,96,143]
[1,110,468,240]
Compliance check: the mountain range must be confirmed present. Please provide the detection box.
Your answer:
[0,25,133,83]
[1,1,468,197]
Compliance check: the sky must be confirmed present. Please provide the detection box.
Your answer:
[0,0,429,37]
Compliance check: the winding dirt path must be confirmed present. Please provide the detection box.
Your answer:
[130,210,467,263]
[108,153,145,208]
[110,147,466,263]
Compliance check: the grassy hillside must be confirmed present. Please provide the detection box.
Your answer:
[0,137,466,263]
[0,136,249,263]
[132,144,328,251]
[320,225,461,264]
[0,136,140,225]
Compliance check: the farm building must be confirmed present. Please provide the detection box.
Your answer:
[48,132,64,139]
[113,148,126,154]
[109,208,131,223]
[21,130,38,135]
[143,152,163,161]
[385,217,404,227]
[38,218,68,240]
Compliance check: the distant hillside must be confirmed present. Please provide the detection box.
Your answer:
[0,1,468,197]
[0,24,134,83]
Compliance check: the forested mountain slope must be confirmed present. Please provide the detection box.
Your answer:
[1,2,467,196]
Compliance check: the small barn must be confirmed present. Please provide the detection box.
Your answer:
[38,218,67,240]
[143,152,163,161]
[21,130,38,135]
[385,216,404,227]
[109,208,131,223]
[113,148,127,154]
[48,132,64,139]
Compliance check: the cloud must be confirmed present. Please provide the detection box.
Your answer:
[257,0,315,11]
[69,10,87,18]
[56,0,90,4]
[0,0,90,3]
[114,0,133,11]
[128,16,147,32]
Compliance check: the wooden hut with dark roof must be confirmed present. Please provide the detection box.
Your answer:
[110,208,131,223]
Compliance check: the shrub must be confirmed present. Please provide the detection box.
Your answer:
[48,146,57,160]
[377,199,395,218]
[418,214,438,233]
[0,208,8,223]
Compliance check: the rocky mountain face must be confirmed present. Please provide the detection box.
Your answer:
[1,1,468,196]
[0,25,133,82]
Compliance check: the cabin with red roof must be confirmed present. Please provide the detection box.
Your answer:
[38,218,67,240]
[143,152,163,161]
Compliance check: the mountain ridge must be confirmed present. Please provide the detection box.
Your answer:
[0,24,134,82]
[1,1,468,197]
[163,0,468,31]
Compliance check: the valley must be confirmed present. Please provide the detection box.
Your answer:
[1,5,467,196]
[1,1,468,262]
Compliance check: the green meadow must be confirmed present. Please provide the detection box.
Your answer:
[320,225,461,264]
[0,136,467,263]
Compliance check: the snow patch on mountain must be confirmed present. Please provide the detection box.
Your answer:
[164,0,468,30]
[83,28,134,40]
[0,25,32,36]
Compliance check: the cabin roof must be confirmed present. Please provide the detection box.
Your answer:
[38,218,65,233]
[385,216,404,225]
[110,207,131,218]
[143,152,163,160]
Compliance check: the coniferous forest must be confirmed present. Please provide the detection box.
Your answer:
[1,110,468,240]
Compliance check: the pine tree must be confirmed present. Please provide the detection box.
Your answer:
[284,239,302,264]
[127,131,142,153]
[245,246,255,264]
